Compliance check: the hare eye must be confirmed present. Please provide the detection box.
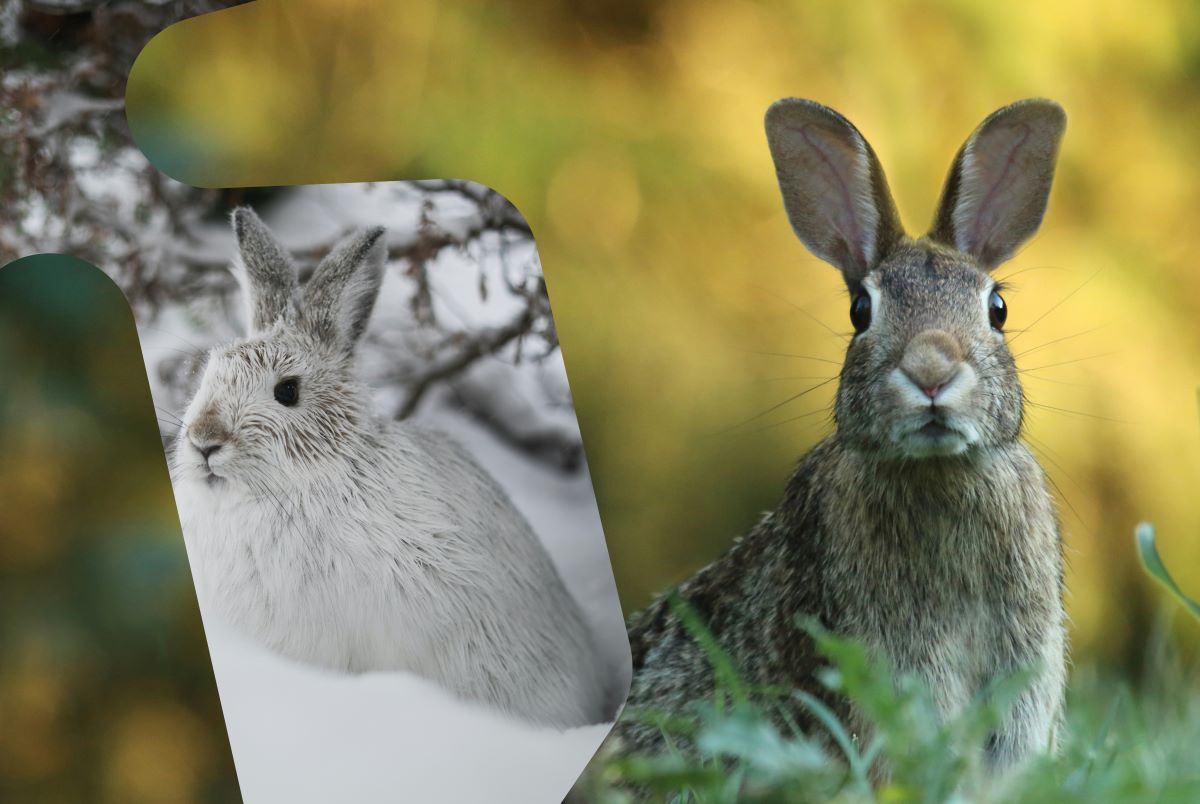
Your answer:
[988,289,1008,331]
[274,378,300,407]
[849,291,872,334]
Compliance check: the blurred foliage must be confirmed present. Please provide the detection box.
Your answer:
[584,608,1200,802]
[122,0,1200,673]
[0,256,239,802]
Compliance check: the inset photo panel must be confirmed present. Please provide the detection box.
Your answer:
[103,180,631,801]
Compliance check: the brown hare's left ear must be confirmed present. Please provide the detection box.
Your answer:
[765,98,905,286]
[929,99,1066,270]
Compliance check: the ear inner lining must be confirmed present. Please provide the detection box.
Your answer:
[928,99,1066,270]
[765,98,905,284]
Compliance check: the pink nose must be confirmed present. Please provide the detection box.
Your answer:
[899,330,963,403]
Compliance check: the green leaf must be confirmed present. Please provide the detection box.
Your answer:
[1135,523,1200,620]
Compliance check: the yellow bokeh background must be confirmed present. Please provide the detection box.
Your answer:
[127,0,1200,669]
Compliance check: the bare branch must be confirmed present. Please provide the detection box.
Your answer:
[396,306,537,419]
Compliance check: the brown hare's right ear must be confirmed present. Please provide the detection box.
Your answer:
[232,207,298,332]
[929,99,1066,269]
[765,98,905,285]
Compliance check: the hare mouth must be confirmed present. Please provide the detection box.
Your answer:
[897,417,971,457]
[918,421,955,437]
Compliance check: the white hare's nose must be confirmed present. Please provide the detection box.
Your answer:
[187,414,231,463]
[192,440,222,460]
[899,330,963,401]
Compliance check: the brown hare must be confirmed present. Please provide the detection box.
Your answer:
[615,98,1067,773]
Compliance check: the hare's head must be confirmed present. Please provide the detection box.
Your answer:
[175,208,386,488]
[765,98,1065,460]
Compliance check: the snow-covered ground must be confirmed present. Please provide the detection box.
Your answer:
[126,182,629,803]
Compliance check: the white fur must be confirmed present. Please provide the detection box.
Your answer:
[952,136,986,255]
[848,133,881,267]
[886,362,982,458]
[174,358,613,729]
[862,273,884,329]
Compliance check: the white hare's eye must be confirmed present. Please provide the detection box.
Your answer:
[274,378,300,407]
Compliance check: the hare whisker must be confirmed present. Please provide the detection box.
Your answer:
[137,324,209,353]
[142,344,205,359]
[739,349,843,365]
[1016,351,1118,374]
[1024,400,1127,424]
[1011,324,1109,360]
[743,405,835,436]
[156,406,187,426]
[748,283,851,344]
[1027,449,1085,528]
[1016,374,1090,388]
[1007,268,1101,345]
[1021,430,1086,497]
[718,377,838,435]
[991,263,1071,285]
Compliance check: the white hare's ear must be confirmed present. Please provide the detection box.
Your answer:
[929,99,1066,269]
[300,227,386,353]
[765,98,905,284]
[232,207,298,332]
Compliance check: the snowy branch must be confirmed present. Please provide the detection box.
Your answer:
[397,305,540,419]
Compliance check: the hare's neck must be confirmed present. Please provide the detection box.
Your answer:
[852,446,1009,492]
[806,435,1052,555]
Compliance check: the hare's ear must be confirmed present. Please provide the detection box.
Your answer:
[232,207,298,332]
[300,227,386,353]
[765,98,905,284]
[929,99,1065,269]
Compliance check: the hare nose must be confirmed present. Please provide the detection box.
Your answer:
[193,440,222,460]
[900,330,963,400]
[187,412,230,459]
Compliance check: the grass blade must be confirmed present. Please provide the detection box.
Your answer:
[792,690,871,793]
[1135,523,1200,620]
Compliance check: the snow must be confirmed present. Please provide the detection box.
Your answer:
[33,92,124,137]
[129,182,628,802]
[209,618,614,803]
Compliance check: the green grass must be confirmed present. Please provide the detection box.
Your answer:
[585,527,1200,803]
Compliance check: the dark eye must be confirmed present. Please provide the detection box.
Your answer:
[988,289,1008,331]
[274,378,300,406]
[849,291,872,334]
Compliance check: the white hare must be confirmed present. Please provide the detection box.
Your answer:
[171,208,613,728]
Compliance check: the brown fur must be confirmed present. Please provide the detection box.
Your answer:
[610,99,1068,773]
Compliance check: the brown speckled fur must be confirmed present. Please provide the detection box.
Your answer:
[612,98,1068,774]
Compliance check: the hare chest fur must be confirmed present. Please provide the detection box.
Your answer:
[617,96,1070,772]
[172,209,612,729]
[818,442,1066,759]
